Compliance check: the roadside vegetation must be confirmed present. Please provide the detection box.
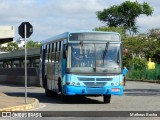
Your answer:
[96,1,160,80]
[0,39,41,52]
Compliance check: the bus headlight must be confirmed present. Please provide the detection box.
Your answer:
[66,82,70,85]
[115,82,119,85]
[72,82,75,85]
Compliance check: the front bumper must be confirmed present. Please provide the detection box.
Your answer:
[63,85,124,96]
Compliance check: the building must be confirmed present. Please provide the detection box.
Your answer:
[16,37,25,48]
[0,26,15,44]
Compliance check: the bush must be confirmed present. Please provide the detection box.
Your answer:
[129,57,147,70]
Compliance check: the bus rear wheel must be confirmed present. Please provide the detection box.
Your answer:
[103,95,111,103]
[44,76,51,97]
[45,88,51,97]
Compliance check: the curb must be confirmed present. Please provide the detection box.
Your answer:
[127,79,160,83]
[0,93,7,96]
[0,98,39,111]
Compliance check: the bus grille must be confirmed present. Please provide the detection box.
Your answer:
[83,82,107,87]
[78,77,112,87]
[96,78,112,81]
[78,78,94,81]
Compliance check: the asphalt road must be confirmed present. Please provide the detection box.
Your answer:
[0,81,160,119]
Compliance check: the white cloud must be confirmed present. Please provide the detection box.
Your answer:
[137,15,160,32]
[0,0,108,41]
[0,0,159,41]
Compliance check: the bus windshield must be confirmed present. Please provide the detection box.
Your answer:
[68,43,121,74]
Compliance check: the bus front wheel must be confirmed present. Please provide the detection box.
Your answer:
[61,94,69,102]
[103,95,111,103]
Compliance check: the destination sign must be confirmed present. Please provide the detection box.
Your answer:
[69,33,120,42]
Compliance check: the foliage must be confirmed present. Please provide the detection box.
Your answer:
[129,57,147,70]
[96,1,154,36]
[122,33,160,67]
[127,63,160,80]
[27,39,41,49]
[123,35,159,61]
[122,55,130,68]
[3,42,20,52]
[147,28,160,41]
[0,39,41,52]
[146,28,160,63]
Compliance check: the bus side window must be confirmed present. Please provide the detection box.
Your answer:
[53,43,56,62]
[48,44,50,62]
[63,44,67,59]
[59,41,62,62]
[55,42,57,62]
[56,42,59,62]
[45,44,48,63]
[51,43,54,62]
[49,43,52,62]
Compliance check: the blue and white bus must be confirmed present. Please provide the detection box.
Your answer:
[40,30,124,103]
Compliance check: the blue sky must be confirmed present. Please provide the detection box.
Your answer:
[0,0,160,42]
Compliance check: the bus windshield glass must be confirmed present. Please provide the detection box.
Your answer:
[68,43,121,73]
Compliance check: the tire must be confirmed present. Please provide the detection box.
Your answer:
[103,95,111,103]
[58,78,62,92]
[45,88,58,97]
[44,76,51,97]
[45,88,51,97]
[52,91,58,97]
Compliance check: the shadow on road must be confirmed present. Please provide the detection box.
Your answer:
[1,83,104,104]
[124,89,160,96]
[4,92,104,104]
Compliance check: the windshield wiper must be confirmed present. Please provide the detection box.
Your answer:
[103,42,109,64]
[80,41,85,56]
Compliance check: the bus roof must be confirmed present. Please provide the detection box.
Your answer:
[69,30,120,35]
[41,30,120,45]
[41,32,68,45]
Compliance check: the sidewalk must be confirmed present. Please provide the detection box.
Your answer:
[0,93,39,111]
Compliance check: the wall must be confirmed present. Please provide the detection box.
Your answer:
[0,67,40,86]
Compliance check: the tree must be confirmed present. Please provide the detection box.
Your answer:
[123,34,160,63]
[6,42,19,51]
[96,1,154,36]
[130,57,147,70]
[147,28,160,41]
[27,39,41,49]
[146,28,160,63]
